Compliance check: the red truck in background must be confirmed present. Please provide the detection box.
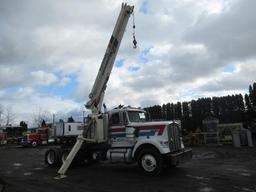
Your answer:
[21,122,84,147]
[21,128,48,147]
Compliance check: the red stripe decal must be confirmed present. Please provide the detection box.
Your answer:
[136,125,165,135]
[110,125,166,135]
[110,127,126,132]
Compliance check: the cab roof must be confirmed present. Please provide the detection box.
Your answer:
[108,106,145,115]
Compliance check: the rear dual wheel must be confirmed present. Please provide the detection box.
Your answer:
[60,150,69,164]
[45,148,84,168]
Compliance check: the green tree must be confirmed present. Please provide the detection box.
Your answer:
[181,102,192,133]
[175,102,182,119]
[67,116,75,123]
[20,121,28,132]
[162,104,167,120]
[249,83,256,110]
[166,103,172,120]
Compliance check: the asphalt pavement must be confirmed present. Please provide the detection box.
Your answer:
[0,145,255,192]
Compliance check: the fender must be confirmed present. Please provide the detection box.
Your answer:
[132,139,170,158]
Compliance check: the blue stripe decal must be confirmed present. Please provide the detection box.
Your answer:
[111,133,126,138]
[139,131,155,137]
[111,131,156,138]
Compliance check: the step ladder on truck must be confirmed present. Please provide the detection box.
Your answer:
[44,3,192,179]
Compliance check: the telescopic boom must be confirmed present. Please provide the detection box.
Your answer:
[85,3,134,114]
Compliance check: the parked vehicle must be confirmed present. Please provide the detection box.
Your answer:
[1,125,26,144]
[21,128,48,147]
[45,3,192,177]
[53,122,84,145]
[21,122,84,147]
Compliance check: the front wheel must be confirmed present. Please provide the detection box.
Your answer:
[31,140,38,147]
[137,148,163,175]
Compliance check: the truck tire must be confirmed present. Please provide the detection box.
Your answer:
[31,140,38,147]
[45,148,61,167]
[60,148,85,167]
[137,148,163,175]
[60,149,69,165]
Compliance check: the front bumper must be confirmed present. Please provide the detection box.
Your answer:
[166,148,192,166]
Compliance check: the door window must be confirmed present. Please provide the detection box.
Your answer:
[110,112,121,126]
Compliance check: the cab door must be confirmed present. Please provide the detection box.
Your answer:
[109,112,126,141]
[109,111,135,147]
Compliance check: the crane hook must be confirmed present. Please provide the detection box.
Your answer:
[132,12,137,49]
[133,34,137,49]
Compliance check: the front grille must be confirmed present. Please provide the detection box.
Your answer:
[168,123,181,152]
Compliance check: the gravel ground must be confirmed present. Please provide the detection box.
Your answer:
[0,145,255,192]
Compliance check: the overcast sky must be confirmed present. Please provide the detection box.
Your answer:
[0,0,255,126]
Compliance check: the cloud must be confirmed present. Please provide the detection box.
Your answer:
[0,0,255,125]
[184,0,256,61]
[198,59,256,92]
[0,87,82,126]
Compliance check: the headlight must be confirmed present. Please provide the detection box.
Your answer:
[160,140,169,148]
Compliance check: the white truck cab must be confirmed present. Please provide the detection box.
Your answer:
[105,106,192,174]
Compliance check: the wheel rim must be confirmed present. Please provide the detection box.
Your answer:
[32,141,37,147]
[141,154,157,172]
[47,151,55,165]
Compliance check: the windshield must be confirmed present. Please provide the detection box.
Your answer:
[127,111,149,122]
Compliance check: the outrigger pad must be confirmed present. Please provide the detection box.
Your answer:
[54,174,67,180]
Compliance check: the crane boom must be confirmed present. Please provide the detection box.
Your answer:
[85,3,134,114]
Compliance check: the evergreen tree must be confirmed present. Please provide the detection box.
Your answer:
[181,102,191,133]
[20,121,28,132]
[245,94,252,112]
[212,97,220,118]
[250,83,256,109]
[162,104,167,120]
[170,103,175,120]
[67,116,75,123]
[182,102,189,119]
[175,102,182,119]
[166,103,172,120]
[144,82,255,132]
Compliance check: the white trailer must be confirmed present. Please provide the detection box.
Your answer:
[52,122,84,144]
[54,122,84,137]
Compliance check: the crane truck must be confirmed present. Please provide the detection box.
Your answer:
[44,3,192,178]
